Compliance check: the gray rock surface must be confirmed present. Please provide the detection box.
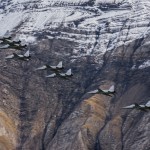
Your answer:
[0,0,150,150]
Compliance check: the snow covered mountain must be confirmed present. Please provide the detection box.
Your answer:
[0,0,150,150]
[0,0,150,64]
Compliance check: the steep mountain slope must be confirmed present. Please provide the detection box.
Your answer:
[0,0,150,150]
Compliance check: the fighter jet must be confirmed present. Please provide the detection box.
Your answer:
[46,73,57,78]
[35,61,63,72]
[5,50,30,61]
[6,44,26,50]
[46,69,73,79]
[122,100,150,111]
[88,85,115,97]
[0,38,27,50]
[7,43,27,50]
[122,103,144,110]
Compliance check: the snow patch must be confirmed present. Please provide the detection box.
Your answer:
[139,60,150,69]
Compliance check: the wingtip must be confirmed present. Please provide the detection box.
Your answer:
[122,107,127,109]
[122,106,130,109]
[87,91,96,94]
[87,92,92,94]
[46,73,56,78]
[45,75,50,78]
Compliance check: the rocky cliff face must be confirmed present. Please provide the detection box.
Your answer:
[0,0,150,150]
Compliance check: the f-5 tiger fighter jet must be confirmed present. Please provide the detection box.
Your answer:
[5,50,30,61]
[46,69,73,79]
[88,85,116,97]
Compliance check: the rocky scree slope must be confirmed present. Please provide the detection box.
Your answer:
[0,0,150,150]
